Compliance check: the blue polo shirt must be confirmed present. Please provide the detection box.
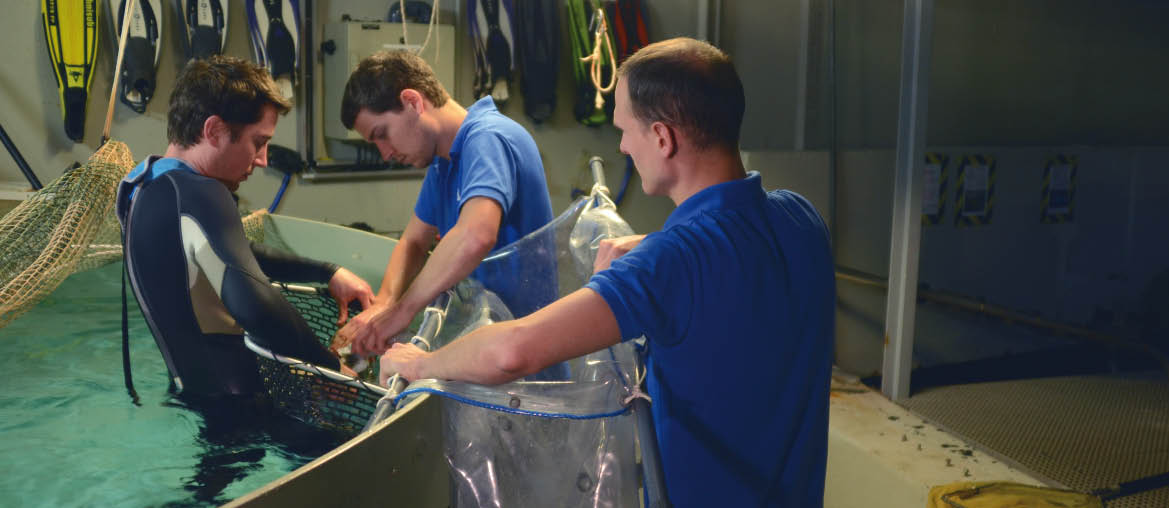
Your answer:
[414,97,555,318]
[585,172,835,507]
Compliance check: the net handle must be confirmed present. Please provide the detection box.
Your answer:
[103,0,136,144]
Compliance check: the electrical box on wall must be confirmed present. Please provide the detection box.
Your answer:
[321,22,456,141]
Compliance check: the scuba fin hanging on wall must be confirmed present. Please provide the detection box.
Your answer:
[515,0,559,123]
[175,0,227,60]
[107,0,162,113]
[42,0,101,142]
[609,0,648,61]
[469,0,516,104]
[247,0,300,100]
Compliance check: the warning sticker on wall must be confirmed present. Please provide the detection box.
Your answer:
[955,154,996,227]
[922,152,948,225]
[1041,155,1077,223]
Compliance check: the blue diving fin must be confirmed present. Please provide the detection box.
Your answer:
[247,0,299,100]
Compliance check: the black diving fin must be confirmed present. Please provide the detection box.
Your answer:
[247,0,300,100]
[42,0,100,142]
[108,0,162,113]
[175,0,228,60]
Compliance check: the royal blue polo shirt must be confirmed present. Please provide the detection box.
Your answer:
[585,172,835,507]
[414,97,555,318]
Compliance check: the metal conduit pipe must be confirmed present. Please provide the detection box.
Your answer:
[834,267,1169,379]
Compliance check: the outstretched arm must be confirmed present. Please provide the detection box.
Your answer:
[339,197,503,356]
[182,215,342,370]
[374,214,438,306]
[251,243,374,323]
[382,288,622,385]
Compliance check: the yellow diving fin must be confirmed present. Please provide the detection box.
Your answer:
[42,0,100,142]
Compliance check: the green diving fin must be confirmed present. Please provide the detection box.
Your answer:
[42,0,100,142]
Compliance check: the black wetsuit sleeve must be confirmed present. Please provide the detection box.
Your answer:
[250,242,339,284]
[180,181,341,370]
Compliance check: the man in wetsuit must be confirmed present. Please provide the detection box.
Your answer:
[381,38,836,506]
[332,50,555,357]
[116,56,375,399]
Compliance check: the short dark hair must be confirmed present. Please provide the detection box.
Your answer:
[340,50,449,129]
[617,38,745,150]
[167,56,292,147]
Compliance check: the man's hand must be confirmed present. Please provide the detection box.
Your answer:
[332,302,414,356]
[328,268,375,324]
[379,342,430,385]
[593,235,646,273]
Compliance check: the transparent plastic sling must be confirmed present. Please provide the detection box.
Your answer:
[385,182,644,507]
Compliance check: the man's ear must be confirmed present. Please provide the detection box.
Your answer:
[202,115,228,147]
[399,89,425,115]
[651,121,678,158]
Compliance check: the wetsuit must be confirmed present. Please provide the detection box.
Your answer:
[116,156,342,397]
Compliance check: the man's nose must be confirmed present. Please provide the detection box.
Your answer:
[254,146,269,168]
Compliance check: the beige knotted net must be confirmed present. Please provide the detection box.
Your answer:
[0,140,268,328]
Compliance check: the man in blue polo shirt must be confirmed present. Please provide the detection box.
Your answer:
[335,50,555,356]
[380,38,836,506]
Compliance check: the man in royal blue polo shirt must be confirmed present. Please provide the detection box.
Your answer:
[380,38,836,506]
[335,50,556,356]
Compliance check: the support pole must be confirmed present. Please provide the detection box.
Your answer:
[882,0,934,401]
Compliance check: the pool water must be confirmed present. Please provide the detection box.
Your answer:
[0,263,344,507]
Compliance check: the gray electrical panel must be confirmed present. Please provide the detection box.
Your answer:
[322,21,456,141]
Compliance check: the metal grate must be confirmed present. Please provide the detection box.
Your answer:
[903,375,1169,508]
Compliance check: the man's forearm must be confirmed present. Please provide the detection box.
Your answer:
[396,223,495,314]
[398,289,623,385]
[251,242,338,283]
[411,320,527,384]
[378,238,429,304]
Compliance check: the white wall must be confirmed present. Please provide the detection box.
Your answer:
[1,0,718,236]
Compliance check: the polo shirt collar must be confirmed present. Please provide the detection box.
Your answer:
[447,96,499,163]
[664,171,764,229]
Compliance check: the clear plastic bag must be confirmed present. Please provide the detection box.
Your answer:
[392,185,643,507]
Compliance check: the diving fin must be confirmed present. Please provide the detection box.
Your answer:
[469,0,516,104]
[108,0,162,113]
[515,0,559,123]
[42,0,100,142]
[247,0,299,100]
[176,0,228,60]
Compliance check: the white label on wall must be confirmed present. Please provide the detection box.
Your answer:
[963,165,989,216]
[1048,164,1071,214]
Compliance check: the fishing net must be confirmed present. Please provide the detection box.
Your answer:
[0,137,271,330]
[0,141,132,328]
[254,284,384,437]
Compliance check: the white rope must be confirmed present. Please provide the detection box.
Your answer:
[622,361,651,405]
[414,0,441,64]
[580,7,617,110]
[398,0,409,45]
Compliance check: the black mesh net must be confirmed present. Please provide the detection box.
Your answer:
[254,285,384,437]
